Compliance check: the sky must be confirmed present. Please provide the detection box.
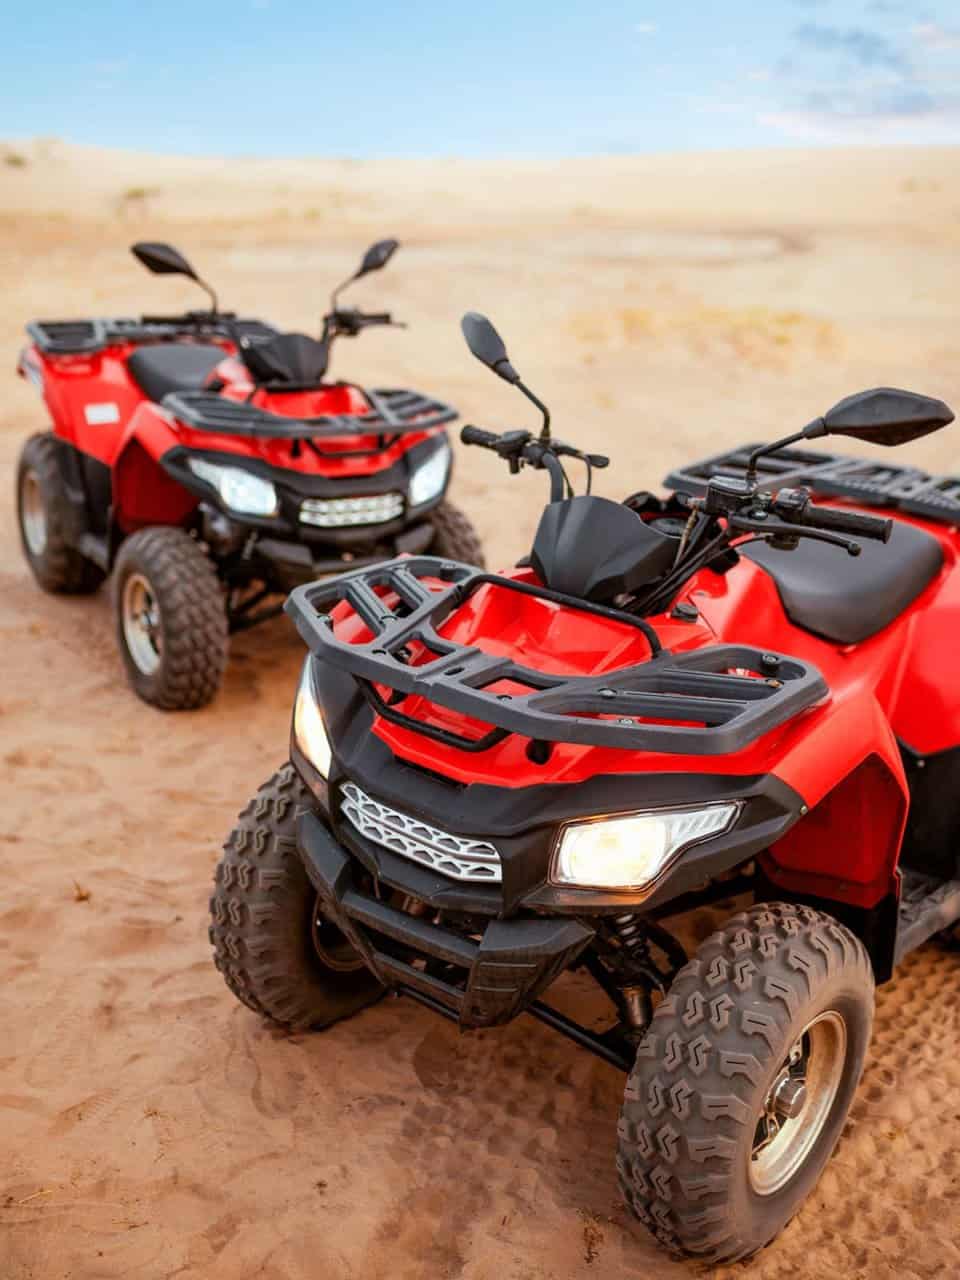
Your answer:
[1,0,959,156]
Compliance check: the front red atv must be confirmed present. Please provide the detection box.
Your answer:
[211,312,960,1264]
[15,239,483,709]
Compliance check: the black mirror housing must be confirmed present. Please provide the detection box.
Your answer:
[357,238,399,278]
[131,241,198,280]
[461,312,520,384]
[815,387,954,447]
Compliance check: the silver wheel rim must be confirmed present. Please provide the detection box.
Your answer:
[21,469,47,556]
[121,572,163,676]
[749,1009,847,1196]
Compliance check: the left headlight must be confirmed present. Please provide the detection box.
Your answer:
[188,458,279,517]
[293,659,332,777]
[408,440,450,507]
[551,803,740,892]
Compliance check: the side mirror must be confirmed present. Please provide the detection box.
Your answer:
[356,238,399,278]
[812,387,954,447]
[461,312,520,384]
[131,241,198,280]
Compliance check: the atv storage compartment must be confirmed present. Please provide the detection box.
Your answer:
[666,443,960,527]
[285,555,828,756]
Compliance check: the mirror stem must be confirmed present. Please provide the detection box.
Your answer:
[195,276,218,314]
[517,380,551,441]
[746,419,824,485]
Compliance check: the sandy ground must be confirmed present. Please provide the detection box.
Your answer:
[2,141,960,1280]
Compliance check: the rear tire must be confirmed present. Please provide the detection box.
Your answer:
[16,433,105,593]
[429,500,485,568]
[210,764,382,1029]
[617,902,874,1264]
[112,526,228,710]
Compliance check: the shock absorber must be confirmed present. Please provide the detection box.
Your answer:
[609,914,688,1034]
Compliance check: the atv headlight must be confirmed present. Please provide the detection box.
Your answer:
[551,803,740,892]
[293,660,332,777]
[408,440,450,507]
[188,458,278,517]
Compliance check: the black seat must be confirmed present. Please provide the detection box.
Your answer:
[127,343,224,403]
[743,516,943,645]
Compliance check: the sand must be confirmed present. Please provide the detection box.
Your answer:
[2,141,960,1280]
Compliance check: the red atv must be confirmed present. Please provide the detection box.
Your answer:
[210,312,958,1263]
[15,240,482,709]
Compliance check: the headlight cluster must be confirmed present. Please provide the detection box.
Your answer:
[551,803,740,892]
[293,659,332,777]
[408,440,450,507]
[188,457,279,517]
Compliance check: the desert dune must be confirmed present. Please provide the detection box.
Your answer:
[2,140,960,1279]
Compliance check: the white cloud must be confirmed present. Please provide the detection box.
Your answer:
[914,23,960,51]
[759,105,960,143]
[634,22,657,35]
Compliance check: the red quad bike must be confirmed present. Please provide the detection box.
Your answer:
[15,239,482,709]
[210,311,960,1262]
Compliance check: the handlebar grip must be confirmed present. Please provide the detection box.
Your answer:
[460,425,500,448]
[802,504,893,542]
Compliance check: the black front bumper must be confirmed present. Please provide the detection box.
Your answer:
[298,810,594,1029]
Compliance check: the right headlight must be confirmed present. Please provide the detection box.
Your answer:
[187,457,279,517]
[293,659,332,778]
[551,803,740,892]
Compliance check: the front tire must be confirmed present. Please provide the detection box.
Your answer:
[617,902,874,1264]
[210,765,382,1029]
[428,500,485,567]
[16,433,105,593]
[112,526,228,710]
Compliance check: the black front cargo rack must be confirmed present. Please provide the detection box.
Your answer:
[666,444,960,528]
[285,556,828,756]
[163,387,457,440]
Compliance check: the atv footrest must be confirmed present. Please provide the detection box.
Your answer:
[894,869,960,963]
[298,811,593,1027]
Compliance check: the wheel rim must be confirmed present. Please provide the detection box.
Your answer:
[20,469,47,556]
[121,572,163,676]
[748,1009,847,1196]
[311,895,366,973]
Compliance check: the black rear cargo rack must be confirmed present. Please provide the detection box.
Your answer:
[26,315,276,355]
[666,444,960,527]
[163,387,457,440]
[285,556,828,756]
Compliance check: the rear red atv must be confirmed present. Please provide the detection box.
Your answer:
[15,239,482,709]
[211,312,960,1263]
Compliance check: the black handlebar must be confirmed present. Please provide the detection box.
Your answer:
[773,488,893,542]
[460,425,501,448]
[801,504,892,542]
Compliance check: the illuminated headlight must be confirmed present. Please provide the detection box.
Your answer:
[408,441,450,507]
[293,659,332,777]
[188,458,278,517]
[551,803,740,892]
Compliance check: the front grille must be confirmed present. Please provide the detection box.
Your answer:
[300,493,404,528]
[340,782,502,883]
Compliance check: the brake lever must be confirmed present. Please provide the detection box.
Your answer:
[729,515,862,557]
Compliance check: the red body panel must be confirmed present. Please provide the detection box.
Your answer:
[329,514,960,910]
[21,341,441,528]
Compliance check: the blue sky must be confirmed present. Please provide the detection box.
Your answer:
[2,0,958,155]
